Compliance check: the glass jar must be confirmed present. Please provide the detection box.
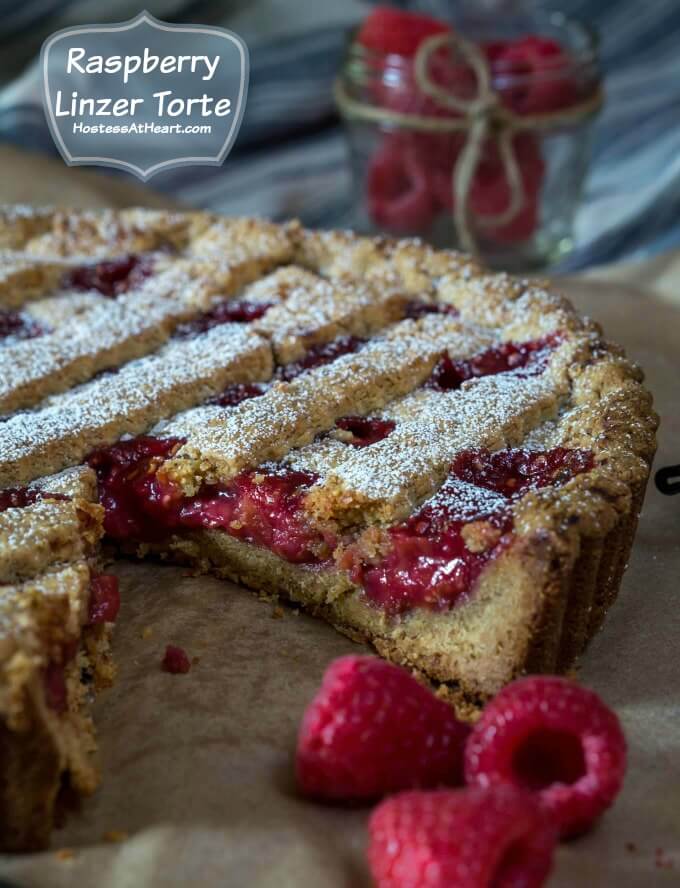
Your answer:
[336,11,601,271]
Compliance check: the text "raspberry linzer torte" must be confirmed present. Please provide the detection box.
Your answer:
[0,206,657,850]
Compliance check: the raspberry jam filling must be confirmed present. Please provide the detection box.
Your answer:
[88,437,330,563]
[207,381,269,408]
[354,447,594,614]
[404,300,460,320]
[0,487,43,512]
[174,299,273,339]
[427,334,560,391]
[0,309,46,342]
[62,253,154,297]
[178,468,328,563]
[88,436,591,614]
[203,337,366,409]
[335,416,396,448]
[0,487,69,513]
[44,662,70,714]
[88,573,121,625]
[276,336,364,382]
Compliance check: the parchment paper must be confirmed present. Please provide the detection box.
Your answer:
[0,159,678,887]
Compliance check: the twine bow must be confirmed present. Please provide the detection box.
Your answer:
[334,32,602,254]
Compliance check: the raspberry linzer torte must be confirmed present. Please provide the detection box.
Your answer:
[0,206,657,851]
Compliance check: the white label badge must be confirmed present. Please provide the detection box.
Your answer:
[41,11,249,180]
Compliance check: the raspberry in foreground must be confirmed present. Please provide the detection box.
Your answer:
[296,655,469,801]
[369,785,556,888]
[464,675,627,838]
[161,645,191,674]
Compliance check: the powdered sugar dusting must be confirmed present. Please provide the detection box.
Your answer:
[306,367,565,524]
[0,323,269,486]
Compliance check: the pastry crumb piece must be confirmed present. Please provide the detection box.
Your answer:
[461,520,502,554]
[191,656,201,666]
[272,605,285,619]
[161,644,191,674]
[141,626,153,639]
[103,829,129,843]
[55,848,75,861]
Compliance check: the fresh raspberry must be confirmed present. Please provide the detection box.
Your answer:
[88,573,121,625]
[368,785,556,888]
[485,35,579,114]
[469,133,545,243]
[296,655,469,801]
[162,645,191,674]
[357,6,450,58]
[464,676,627,838]
[367,136,436,234]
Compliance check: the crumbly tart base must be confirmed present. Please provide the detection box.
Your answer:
[147,465,649,713]
[0,206,658,849]
[0,468,112,852]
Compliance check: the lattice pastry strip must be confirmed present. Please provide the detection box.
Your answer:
[0,208,205,257]
[0,465,100,585]
[0,323,271,487]
[22,290,114,330]
[0,256,71,310]
[0,498,101,585]
[0,258,277,414]
[161,325,452,493]
[306,372,562,528]
[250,268,411,364]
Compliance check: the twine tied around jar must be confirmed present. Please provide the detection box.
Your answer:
[334,32,603,254]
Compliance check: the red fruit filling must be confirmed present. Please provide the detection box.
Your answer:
[87,436,185,540]
[88,573,121,625]
[357,6,450,58]
[207,381,269,408]
[354,447,593,613]
[88,437,330,563]
[0,486,43,512]
[276,335,364,382]
[451,445,594,497]
[0,309,46,342]
[179,468,329,563]
[427,334,559,391]
[162,644,191,674]
[404,300,459,320]
[174,299,273,338]
[43,662,69,714]
[62,253,154,297]
[0,487,69,513]
[42,640,80,714]
[335,416,396,447]
[204,337,365,410]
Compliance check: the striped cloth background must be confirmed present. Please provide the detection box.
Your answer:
[0,0,678,270]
